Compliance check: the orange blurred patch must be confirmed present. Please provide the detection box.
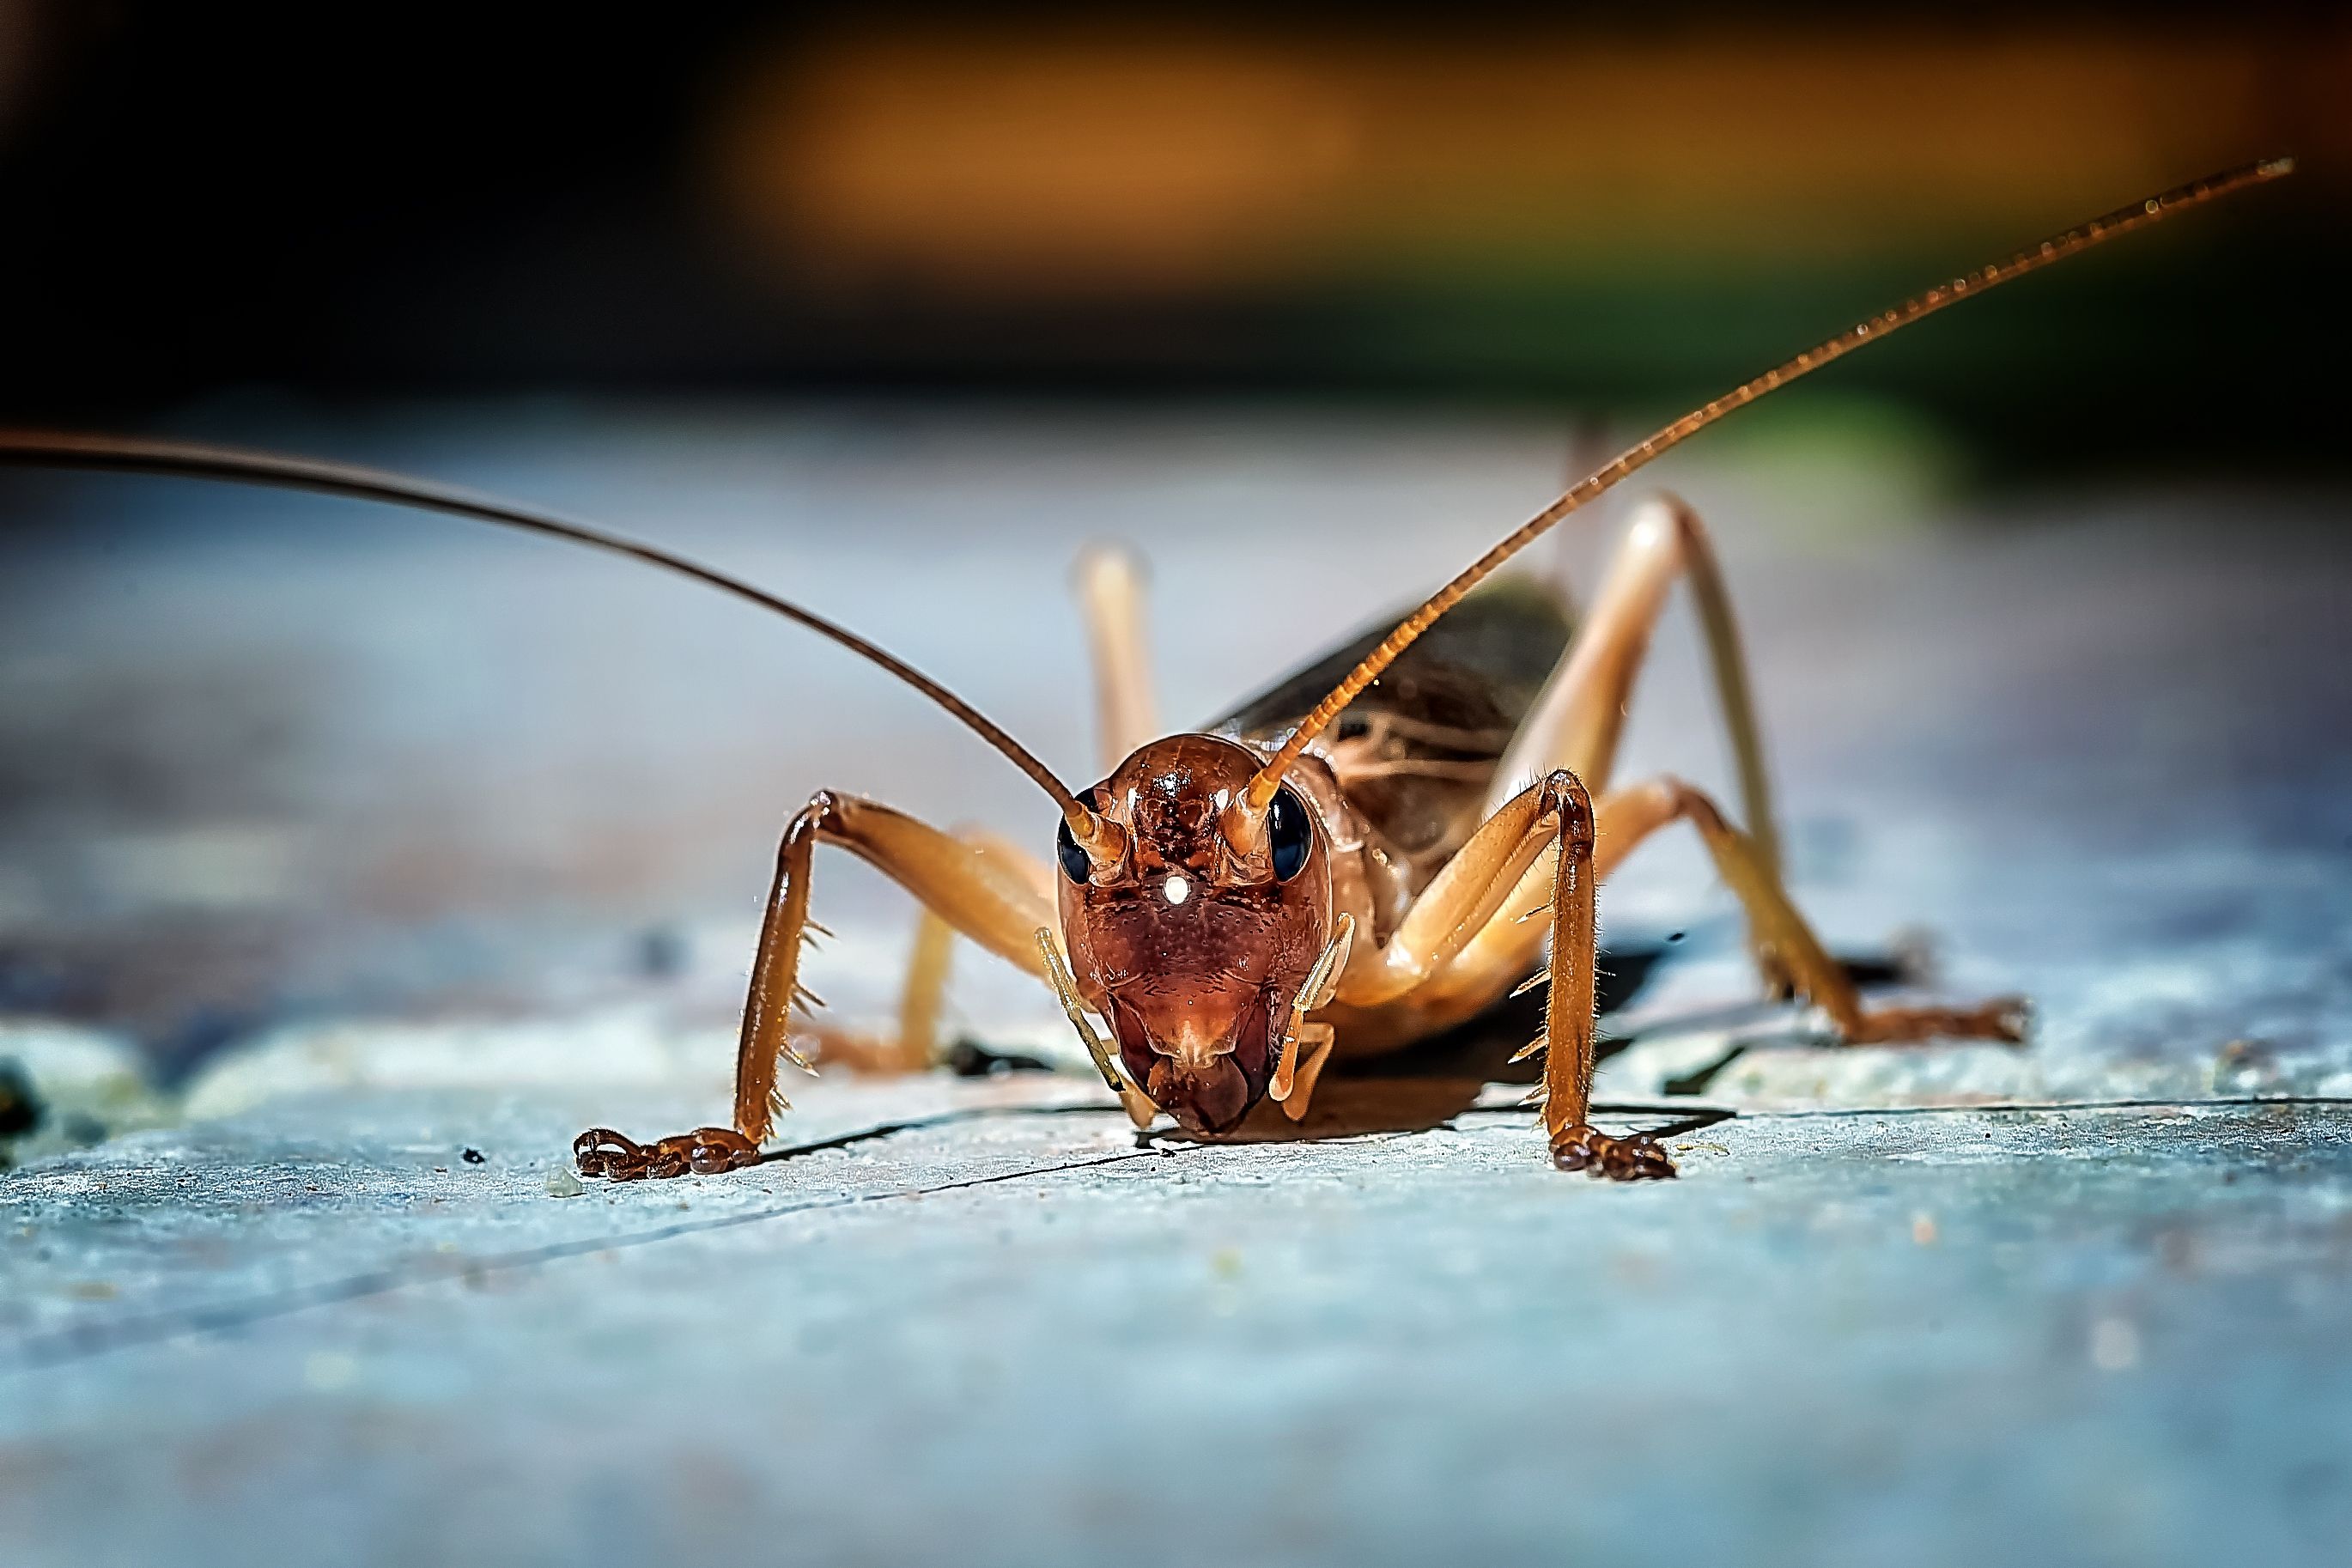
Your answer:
[707,25,2347,299]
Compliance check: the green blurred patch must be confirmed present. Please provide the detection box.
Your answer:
[1699,393,1972,541]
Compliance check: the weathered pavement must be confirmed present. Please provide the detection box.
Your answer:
[5,1077,2350,1567]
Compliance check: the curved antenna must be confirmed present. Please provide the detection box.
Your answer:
[1239,156,2295,820]
[0,429,1108,841]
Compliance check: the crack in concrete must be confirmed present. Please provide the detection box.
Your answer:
[5,1143,1181,1373]
[1708,1094,2352,1121]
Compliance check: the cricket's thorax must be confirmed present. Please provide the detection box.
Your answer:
[1057,733,1333,1132]
[1208,575,1582,945]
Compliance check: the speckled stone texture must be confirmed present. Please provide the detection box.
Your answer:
[7,1081,2351,1567]
[3,410,2348,1566]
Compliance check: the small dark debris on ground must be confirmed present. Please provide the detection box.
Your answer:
[945,1038,1054,1077]
[0,1061,42,1139]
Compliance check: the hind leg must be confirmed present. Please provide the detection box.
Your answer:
[1492,492,1815,999]
[1492,492,1780,878]
[1398,491,1828,1016]
[1073,542,1158,775]
[1350,770,2015,1178]
[1593,777,2027,1043]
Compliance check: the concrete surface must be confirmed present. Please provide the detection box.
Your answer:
[3,404,2349,1565]
[6,1079,2351,1567]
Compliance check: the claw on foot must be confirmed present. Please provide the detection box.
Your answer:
[1550,1123,1676,1182]
[574,1126,761,1181]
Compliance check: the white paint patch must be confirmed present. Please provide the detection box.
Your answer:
[2090,1316,2141,1372]
[1163,875,1191,906]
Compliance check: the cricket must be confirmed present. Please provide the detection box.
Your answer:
[0,158,2293,1184]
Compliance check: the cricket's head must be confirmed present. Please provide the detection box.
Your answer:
[1056,733,1332,1133]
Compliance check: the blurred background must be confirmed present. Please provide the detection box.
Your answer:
[0,2,2345,1083]
[3,3,2346,464]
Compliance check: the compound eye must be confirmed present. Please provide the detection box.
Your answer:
[1057,793,1107,884]
[1267,785,1314,881]
[1055,815,1091,884]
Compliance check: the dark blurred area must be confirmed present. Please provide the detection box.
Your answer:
[2,2,2344,474]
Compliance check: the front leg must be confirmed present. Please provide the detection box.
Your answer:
[574,1125,763,1180]
[1523,773,1675,1178]
[1268,913,1352,1121]
[1329,769,1673,1179]
[576,791,1056,1180]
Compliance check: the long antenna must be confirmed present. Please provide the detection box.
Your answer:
[1240,156,2295,818]
[0,430,1104,839]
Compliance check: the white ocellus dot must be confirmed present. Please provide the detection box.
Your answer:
[1164,875,1190,905]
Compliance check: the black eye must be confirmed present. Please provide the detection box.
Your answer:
[1056,813,1093,884]
[1268,786,1313,881]
[1058,792,1109,884]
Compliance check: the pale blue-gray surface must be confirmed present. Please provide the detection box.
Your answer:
[5,1084,2350,1568]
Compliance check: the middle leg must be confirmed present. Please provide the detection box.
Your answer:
[1073,542,1159,775]
[805,826,1054,1075]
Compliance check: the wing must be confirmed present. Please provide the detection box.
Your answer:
[1210,574,1573,882]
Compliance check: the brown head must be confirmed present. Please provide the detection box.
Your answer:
[1056,734,1330,1133]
